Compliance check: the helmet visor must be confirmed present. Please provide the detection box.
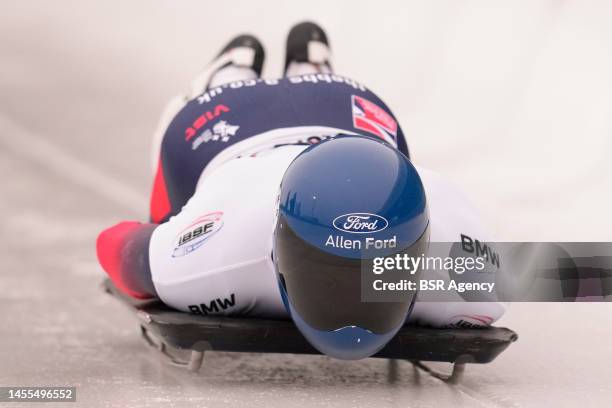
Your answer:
[274,214,429,334]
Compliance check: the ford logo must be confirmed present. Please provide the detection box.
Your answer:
[332,213,388,234]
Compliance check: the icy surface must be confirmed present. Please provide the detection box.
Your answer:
[0,1,611,406]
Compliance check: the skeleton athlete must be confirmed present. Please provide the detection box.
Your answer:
[97,22,506,359]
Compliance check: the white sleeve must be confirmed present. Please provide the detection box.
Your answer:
[148,149,302,318]
[408,166,508,328]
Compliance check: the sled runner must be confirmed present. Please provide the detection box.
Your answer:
[103,279,517,384]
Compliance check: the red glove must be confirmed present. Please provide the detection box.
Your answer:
[96,221,155,299]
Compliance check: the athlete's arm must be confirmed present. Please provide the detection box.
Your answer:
[96,221,158,299]
[150,156,172,224]
[407,166,507,328]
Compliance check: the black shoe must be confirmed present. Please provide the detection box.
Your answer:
[216,34,265,77]
[284,21,331,75]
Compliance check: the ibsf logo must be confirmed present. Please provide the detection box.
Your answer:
[172,211,224,257]
[332,213,388,234]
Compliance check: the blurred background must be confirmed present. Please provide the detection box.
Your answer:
[0,1,611,407]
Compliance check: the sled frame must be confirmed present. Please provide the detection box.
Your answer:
[104,279,517,384]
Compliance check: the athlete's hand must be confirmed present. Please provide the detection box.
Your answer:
[97,221,155,299]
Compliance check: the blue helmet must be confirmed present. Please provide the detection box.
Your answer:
[273,135,429,360]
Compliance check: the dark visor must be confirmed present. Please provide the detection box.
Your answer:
[275,215,429,334]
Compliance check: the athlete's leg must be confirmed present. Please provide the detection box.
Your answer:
[191,35,265,97]
[150,35,264,223]
[150,35,265,173]
[284,22,333,77]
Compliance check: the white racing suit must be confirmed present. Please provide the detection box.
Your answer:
[97,61,506,329]
[149,131,506,328]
